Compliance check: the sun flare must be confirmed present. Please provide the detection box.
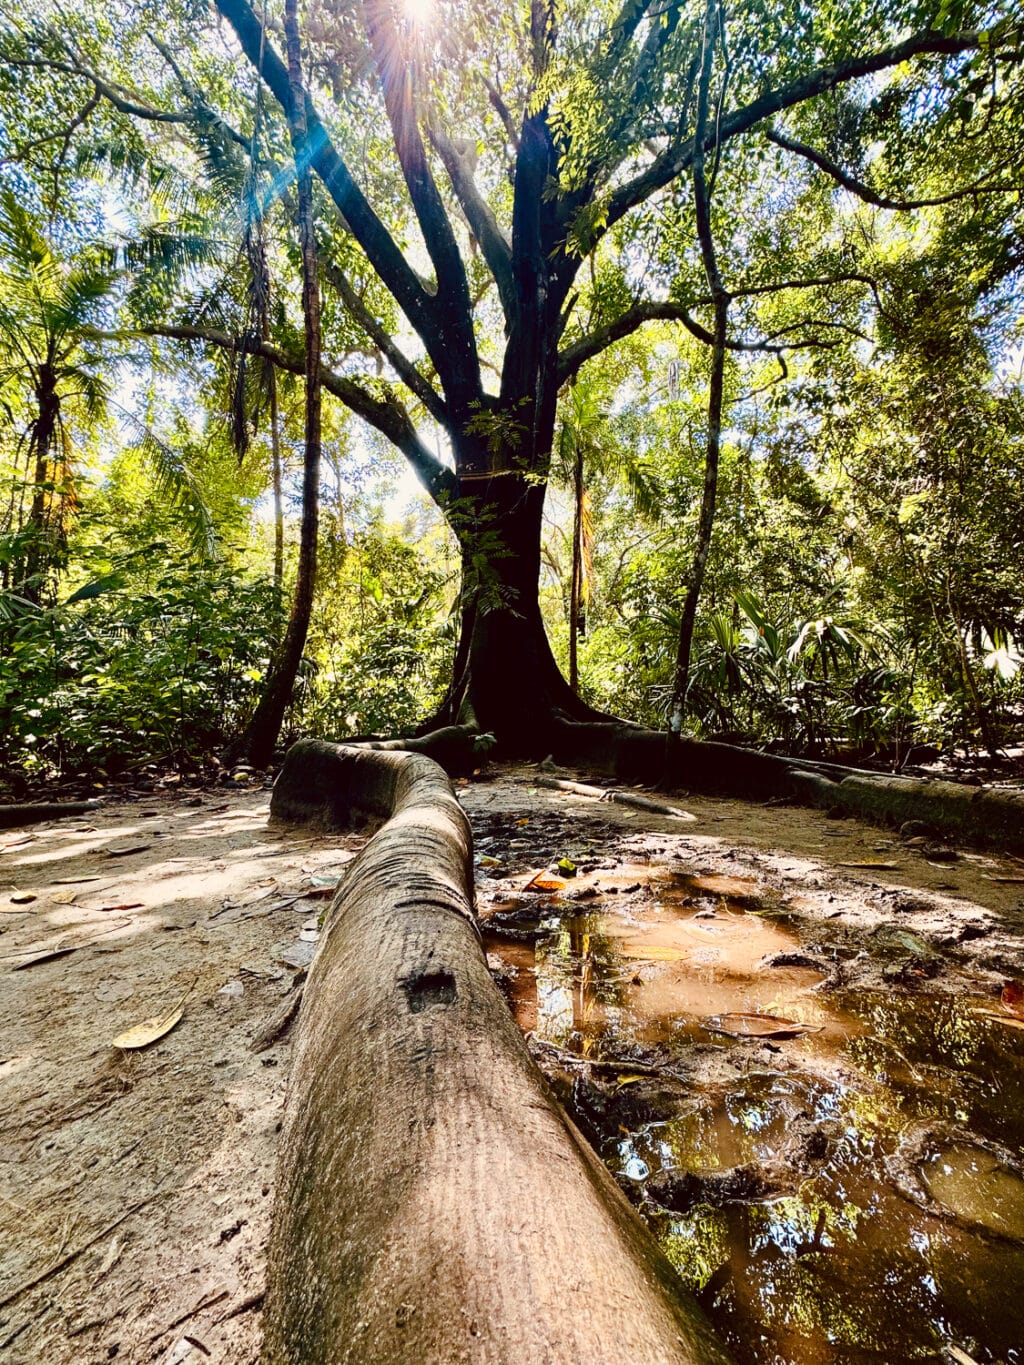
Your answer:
[403,0,434,26]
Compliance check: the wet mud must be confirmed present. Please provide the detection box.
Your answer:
[475,800,1024,1365]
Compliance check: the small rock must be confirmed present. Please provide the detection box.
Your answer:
[900,820,935,839]
[922,845,958,862]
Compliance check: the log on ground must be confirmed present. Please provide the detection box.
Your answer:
[265,739,732,1365]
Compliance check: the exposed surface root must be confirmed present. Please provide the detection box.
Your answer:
[263,739,732,1364]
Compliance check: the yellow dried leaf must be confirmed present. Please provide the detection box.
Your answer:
[51,890,78,905]
[113,1004,184,1051]
[524,872,566,893]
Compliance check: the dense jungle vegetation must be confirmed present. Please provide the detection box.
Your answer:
[0,0,1021,790]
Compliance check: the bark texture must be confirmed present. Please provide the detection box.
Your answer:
[0,799,100,829]
[548,720,1024,854]
[264,739,732,1365]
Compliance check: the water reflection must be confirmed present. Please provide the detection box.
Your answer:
[485,871,1024,1363]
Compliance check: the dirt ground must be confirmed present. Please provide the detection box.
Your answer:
[2,764,1023,1364]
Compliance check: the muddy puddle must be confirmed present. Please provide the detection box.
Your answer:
[483,865,1024,1363]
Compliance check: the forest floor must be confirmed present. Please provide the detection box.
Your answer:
[2,765,1024,1364]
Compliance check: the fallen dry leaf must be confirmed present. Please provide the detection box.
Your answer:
[703,1012,822,1039]
[106,843,152,858]
[976,1010,1024,1033]
[9,890,36,904]
[51,890,78,905]
[12,945,79,971]
[523,872,566,893]
[0,834,35,851]
[113,1000,185,1050]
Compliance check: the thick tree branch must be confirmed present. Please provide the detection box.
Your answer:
[601,28,987,238]
[362,0,481,406]
[482,75,519,149]
[214,0,446,372]
[598,0,654,80]
[558,272,872,381]
[113,323,457,506]
[320,259,448,425]
[766,127,1021,209]
[427,119,516,320]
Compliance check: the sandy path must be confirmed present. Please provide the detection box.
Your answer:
[0,787,363,1364]
[1,767,1022,1363]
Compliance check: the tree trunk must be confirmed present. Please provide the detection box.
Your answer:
[430,469,609,755]
[263,739,733,1365]
[224,2,321,769]
[268,362,285,631]
[666,2,726,765]
[21,376,59,603]
[569,434,584,693]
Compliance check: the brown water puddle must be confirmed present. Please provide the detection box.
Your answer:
[484,865,1024,1364]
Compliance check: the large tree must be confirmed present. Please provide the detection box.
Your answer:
[8,0,1020,754]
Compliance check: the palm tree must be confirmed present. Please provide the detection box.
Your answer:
[0,190,115,600]
[0,191,217,601]
[554,379,661,692]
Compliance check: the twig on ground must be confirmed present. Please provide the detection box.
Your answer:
[215,1288,266,1324]
[0,1193,165,1311]
[533,775,697,820]
[147,1287,230,1344]
[250,975,306,1052]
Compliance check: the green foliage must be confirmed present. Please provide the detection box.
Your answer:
[0,556,278,777]
[299,520,455,740]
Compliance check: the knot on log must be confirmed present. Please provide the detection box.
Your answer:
[261,739,732,1365]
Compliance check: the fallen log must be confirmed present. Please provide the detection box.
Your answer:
[265,740,732,1365]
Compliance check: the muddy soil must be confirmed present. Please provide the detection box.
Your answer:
[2,764,1024,1363]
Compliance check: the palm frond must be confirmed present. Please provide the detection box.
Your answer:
[112,404,218,561]
[120,222,228,276]
[619,455,663,520]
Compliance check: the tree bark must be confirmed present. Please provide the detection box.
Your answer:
[21,374,59,603]
[224,0,322,769]
[667,0,728,762]
[263,739,732,1365]
[429,470,611,754]
[569,432,584,693]
[268,361,285,631]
